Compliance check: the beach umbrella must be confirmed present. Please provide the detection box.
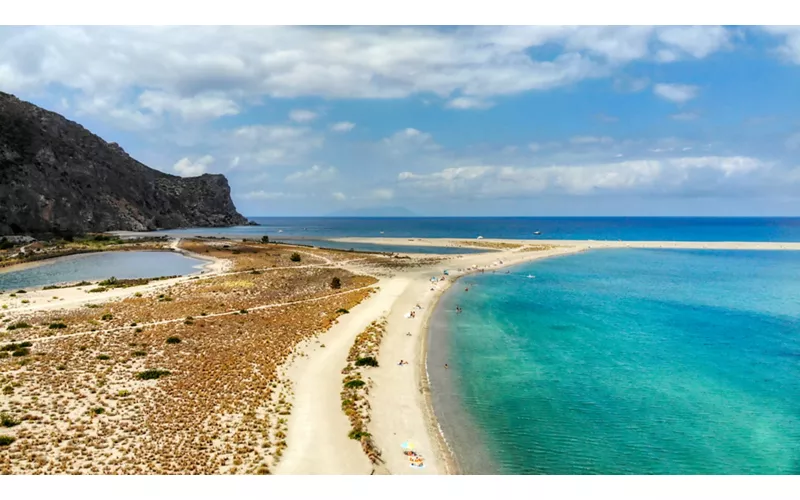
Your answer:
[401,441,416,450]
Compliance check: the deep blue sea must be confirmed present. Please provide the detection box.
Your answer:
[0,251,205,291]
[428,249,800,474]
[149,217,800,242]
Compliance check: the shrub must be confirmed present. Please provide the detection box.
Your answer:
[7,322,31,330]
[330,277,342,289]
[12,348,30,357]
[101,313,113,321]
[251,270,261,275]
[20,341,32,348]
[1,413,20,427]
[344,379,365,389]
[0,435,15,446]
[88,287,108,293]
[16,290,26,294]
[134,292,142,298]
[166,336,181,344]
[0,352,8,359]
[117,390,131,397]
[91,407,105,415]
[49,322,67,329]
[96,354,111,360]
[20,299,29,304]
[134,328,143,333]
[132,350,147,357]
[85,304,100,308]
[136,369,171,380]
[290,253,301,262]
[348,429,371,440]
[336,308,349,314]
[239,309,248,314]
[130,322,137,327]
[99,277,118,286]
[355,356,379,368]
[42,285,62,290]
[261,235,269,244]
[56,365,66,371]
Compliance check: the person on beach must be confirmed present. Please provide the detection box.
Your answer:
[444,364,449,369]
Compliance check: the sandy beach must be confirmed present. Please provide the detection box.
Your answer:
[276,241,590,474]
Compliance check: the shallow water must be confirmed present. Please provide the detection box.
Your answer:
[428,249,800,474]
[0,251,205,291]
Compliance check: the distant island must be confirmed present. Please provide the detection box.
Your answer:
[0,91,248,237]
[325,206,418,217]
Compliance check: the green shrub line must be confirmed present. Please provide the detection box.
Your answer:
[0,435,15,446]
[136,369,171,380]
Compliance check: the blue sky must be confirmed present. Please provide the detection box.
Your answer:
[3,26,800,216]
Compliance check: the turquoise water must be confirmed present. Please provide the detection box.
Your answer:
[0,251,205,291]
[275,238,487,255]
[428,249,800,474]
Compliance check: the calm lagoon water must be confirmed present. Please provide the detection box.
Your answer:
[428,249,800,474]
[0,251,205,291]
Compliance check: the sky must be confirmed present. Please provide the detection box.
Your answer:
[2,26,800,217]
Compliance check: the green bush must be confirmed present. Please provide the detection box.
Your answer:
[0,435,15,446]
[136,369,171,380]
[336,308,349,314]
[330,277,342,289]
[261,236,269,244]
[99,277,118,286]
[132,350,147,357]
[49,322,67,329]
[0,412,20,427]
[355,356,379,367]
[290,252,301,262]
[16,290,26,294]
[101,313,113,321]
[117,390,131,397]
[344,379,366,389]
[239,309,248,314]
[96,354,111,360]
[7,322,31,330]
[348,429,371,440]
[91,407,105,415]
[166,337,181,344]
[12,348,30,357]
[88,287,108,293]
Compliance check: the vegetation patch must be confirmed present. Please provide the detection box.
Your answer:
[290,252,301,262]
[48,322,68,329]
[339,319,388,465]
[0,435,15,446]
[166,336,181,344]
[136,369,171,380]
[1,412,20,428]
[6,321,31,330]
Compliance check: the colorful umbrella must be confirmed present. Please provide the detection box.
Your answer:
[401,441,415,450]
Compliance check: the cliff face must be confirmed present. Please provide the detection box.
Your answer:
[0,91,248,235]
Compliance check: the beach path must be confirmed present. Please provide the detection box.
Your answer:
[276,277,409,475]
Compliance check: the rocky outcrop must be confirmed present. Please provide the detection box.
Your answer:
[0,91,248,236]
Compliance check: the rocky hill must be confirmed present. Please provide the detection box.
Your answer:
[0,91,248,236]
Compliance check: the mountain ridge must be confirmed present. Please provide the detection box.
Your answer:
[0,91,248,236]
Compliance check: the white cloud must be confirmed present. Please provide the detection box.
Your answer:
[288,109,318,123]
[613,76,650,93]
[570,136,614,145]
[242,191,305,200]
[656,26,731,59]
[445,97,494,110]
[382,128,440,155]
[332,192,347,201]
[173,155,214,177]
[0,26,733,112]
[527,143,541,152]
[761,26,800,64]
[785,132,800,150]
[285,165,338,183]
[231,125,323,166]
[138,90,239,121]
[653,83,699,104]
[330,121,355,133]
[671,112,699,121]
[397,156,768,197]
[368,188,394,201]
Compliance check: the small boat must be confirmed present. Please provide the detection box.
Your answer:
[278,229,283,233]
[533,231,542,235]
[527,274,535,279]
[380,231,385,234]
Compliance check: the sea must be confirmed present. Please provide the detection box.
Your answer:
[149,216,800,242]
[427,249,800,474]
[0,251,205,291]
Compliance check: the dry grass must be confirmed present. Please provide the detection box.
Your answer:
[0,239,380,474]
[455,240,523,250]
